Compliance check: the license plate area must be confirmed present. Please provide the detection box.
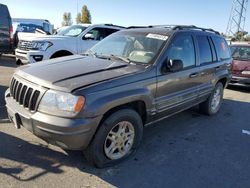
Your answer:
[8,110,22,129]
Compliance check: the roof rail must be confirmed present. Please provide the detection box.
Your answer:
[172,25,220,35]
[127,25,220,35]
[104,24,126,28]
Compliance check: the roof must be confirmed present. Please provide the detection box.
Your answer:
[126,25,220,35]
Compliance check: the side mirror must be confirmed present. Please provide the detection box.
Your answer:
[163,59,183,73]
[83,33,95,40]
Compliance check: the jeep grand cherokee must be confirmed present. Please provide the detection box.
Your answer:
[5,25,232,168]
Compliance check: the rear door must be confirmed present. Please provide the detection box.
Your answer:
[0,4,11,52]
[195,34,217,99]
[155,33,201,118]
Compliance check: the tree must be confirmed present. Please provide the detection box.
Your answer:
[62,12,73,26]
[76,5,92,24]
[234,31,248,41]
[82,5,92,23]
[76,13,82,24]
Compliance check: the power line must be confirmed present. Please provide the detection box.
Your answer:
[226,0,249,36]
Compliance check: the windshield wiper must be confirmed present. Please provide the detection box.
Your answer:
[82,50,97,58]
[109,54,131,63]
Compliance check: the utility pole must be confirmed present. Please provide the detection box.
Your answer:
[226,0,249,36]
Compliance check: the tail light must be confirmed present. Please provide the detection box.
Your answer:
[10,25,14,46]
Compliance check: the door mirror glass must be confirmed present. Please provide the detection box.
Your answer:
[163,59,183,72]
[83,33,95,40]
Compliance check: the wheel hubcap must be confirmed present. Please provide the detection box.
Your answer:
[104,121,135,160]
[211,87,221,112]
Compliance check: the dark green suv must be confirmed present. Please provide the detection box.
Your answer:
[5,25,232,168]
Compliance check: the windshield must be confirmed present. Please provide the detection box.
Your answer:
[89,31,168,64]
[57,25,87,37]
[231,46,250,61]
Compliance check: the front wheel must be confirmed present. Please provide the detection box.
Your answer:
[199,82,224,115]
[83,109,143,168]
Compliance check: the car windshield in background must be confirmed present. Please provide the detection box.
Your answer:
[89,31,168,64]
[57,25,87,37]
[231,46,250,61]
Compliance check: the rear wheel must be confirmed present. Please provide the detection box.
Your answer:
[83,109,143,168]
[199,82,224,115]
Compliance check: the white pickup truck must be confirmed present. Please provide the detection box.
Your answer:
[15,24,124,64]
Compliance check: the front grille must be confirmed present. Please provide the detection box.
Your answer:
[17,40,33,51]
[10,77,42,111]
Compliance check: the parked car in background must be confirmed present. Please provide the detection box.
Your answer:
[230,43,250,87]
[0,3,13,54]
[5,25,232,167]
[15,24,124,64]
[12,19,54,48]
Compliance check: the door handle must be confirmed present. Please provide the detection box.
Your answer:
[215,66,221,71]
[189,73,199,78]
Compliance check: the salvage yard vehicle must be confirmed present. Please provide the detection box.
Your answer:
[15,24,124,64]
[230,43,250,87]
[0,3,13,54]
[5,25,232,168]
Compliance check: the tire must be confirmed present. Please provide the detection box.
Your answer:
[199,82,224,115]
[83,109,143,168]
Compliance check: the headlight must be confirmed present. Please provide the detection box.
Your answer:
[30,41,53,51]
[38,90,85,117]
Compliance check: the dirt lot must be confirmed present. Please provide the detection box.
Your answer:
[0,55,250,188]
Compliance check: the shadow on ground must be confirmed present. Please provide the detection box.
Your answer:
[0,56,17,68]
[0,85,8,120]
[0,99,250,188]
[227,85,250,93]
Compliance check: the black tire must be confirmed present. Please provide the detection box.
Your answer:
[83,109,143,168]
[199,82,224,115]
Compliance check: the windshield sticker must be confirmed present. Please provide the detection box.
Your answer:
[146,33,168,41]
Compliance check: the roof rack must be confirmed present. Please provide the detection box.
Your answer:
[127,25,220,35]
[104,24,126,29]
[172,25,220,35]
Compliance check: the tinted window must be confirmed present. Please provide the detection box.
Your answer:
[86,28,119,41]
[230,46,250,61]
[168,35,195,68]
[212,36,231,60]
[0,5,10,18]
[197,36,212,64]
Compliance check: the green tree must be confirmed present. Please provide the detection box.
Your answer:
[81,5,91,24]
[76,13,82,24]
[234,31,248,41]
[62,12,73,26]
[76,5,92,24]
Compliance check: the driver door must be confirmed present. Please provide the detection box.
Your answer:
[155,33,201,118]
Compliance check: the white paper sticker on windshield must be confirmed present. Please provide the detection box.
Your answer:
[146,33,168,41]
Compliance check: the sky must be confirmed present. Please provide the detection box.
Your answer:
[1,0,250,33]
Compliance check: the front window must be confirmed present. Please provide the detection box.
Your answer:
[231,46,250,61]
[89,31,168,64]
[58,25,87,37]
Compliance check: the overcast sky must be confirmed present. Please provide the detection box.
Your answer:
[1,0,250,33]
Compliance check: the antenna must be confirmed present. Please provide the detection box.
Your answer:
[226,0,249,36]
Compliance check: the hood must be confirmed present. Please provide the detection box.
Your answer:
[15,55,145,92]
[20,34,73,42]
[232,59,250,71]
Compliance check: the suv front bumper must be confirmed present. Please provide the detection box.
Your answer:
[5,89,102,150]
[15,49,49,64]
[230,76,250,87]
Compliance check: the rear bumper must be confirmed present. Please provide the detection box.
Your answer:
[5,89,102,150]
[229,76,250,87]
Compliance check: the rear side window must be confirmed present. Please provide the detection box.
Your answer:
[212,36,231,61]
[197,36,213,64]
[0,5,10,18]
